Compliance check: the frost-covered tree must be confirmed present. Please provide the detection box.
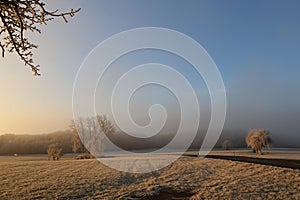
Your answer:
[71,115,115,158]
[47,143,63,160]
[246,129,271,155]
[0,0,80,75]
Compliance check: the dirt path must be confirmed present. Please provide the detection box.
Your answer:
[204,155,300,169]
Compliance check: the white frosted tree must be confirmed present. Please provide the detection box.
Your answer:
[246,129,271,155]
[71,115,115,158]
[0,0,80,75]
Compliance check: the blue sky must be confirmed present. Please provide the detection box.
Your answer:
[0,0,299,144]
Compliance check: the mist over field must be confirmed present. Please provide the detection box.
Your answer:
[0,128,298,156]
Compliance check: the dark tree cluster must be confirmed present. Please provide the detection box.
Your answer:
[0,0,80,75]
[0,131,73,155]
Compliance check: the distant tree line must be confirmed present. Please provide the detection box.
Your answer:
[0,131,73,155]
[0,127,296,156]
[191,130,249,150]
[0,130,174,156]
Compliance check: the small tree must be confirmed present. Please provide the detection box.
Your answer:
[222,140,232,150]
[47,143,63,160]
[246,129,271,155]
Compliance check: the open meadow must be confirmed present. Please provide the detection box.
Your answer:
[0,153,299,199]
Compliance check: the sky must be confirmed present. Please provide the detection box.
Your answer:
[0,0,299,144]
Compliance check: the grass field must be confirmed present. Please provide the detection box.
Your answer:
[0,154,299,199]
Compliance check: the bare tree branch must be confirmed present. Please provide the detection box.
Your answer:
[0,0,80,75]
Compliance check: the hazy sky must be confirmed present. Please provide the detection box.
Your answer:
[0,0,299,143]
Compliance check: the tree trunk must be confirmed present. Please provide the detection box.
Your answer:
[257,147,263,155]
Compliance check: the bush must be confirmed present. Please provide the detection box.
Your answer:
[47,143,63,160]
[75,154,95,160]
[222,140,232,150]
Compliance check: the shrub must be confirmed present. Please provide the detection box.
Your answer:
[74,153,95,160]
[47,143,63,160]
[222,140,232,150]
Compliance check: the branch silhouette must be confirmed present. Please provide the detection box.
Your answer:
[0,0,80,75]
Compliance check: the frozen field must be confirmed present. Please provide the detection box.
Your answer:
[0,153,299,199]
